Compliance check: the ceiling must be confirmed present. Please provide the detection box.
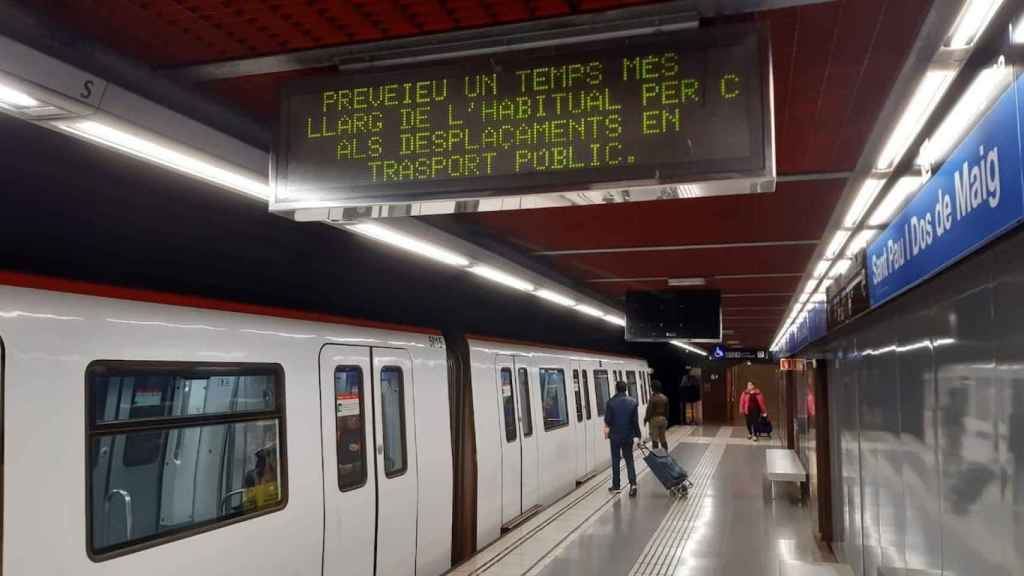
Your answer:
[17,0,933,349]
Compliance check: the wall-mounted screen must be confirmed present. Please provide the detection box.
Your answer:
[625,290,722,342]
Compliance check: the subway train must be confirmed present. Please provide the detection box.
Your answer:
[0,273,654,575]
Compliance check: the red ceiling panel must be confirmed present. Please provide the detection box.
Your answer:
[831,0,932,169]
[772,1,842,174]
[463,179,843,252]
[547,243,818,280]
[24,0,658,67]
[590,275,802,297]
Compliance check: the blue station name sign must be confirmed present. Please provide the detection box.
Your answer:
[867,69,1024,306]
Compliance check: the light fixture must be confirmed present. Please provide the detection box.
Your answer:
[920,61,1011,166]
[868,176,923,226]
[348,222,471,267]
[469,265,536,292]
[946,0,1004,48]
[1015,15,1024,43]
[876,70,956,172]
[812,259,831,279]
[828,258,853,278]
[59,120,270,200]
[575,304,606,318]
[667,277,707,287]
[603,315,626,327]
[845,178,888,227]
[670,341,707,356]
[0,81,39,109]
[825,230,852,259]
[535,288,576,307]
[845,229,879,257]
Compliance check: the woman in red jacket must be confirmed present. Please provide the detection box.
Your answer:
[740,382,768,441]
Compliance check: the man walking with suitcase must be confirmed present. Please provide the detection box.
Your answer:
[605,380,641,497]
[644,380,670,451]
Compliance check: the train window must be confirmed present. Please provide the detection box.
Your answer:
[518,368,533,438]
[86,362,286,559]
[626,371,638,399]
[501,368,517,443]
[572,370,583,423]
[380,366,408,478]
[594,370,610,416]
[334,366,366,491]
[539,368,568,431]
[581,370,592,420]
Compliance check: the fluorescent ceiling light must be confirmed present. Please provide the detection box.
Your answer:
[670,340,707,356]
[845,229,879,257]
[1015,16,1024,43]
[349,222,470,267]
[603,315,626,327]
[825,230,852,259]
[59,120,270,200]
[535,288,576,307]
[869,176,923,226]
[469,265,535,292]
[667,277,707,287]
[845,178,888,227]
[921,63,1011,165]
[575,304,606,318]
[812,259,831,279]
[877,70,955,170]
[828,258,853,278]
[946,0,1004,48]
[0,81,39,108]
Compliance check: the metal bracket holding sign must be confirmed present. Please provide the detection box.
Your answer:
[272,23,775,219]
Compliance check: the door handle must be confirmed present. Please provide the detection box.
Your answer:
[220,488,247,513]
[377,445,384,455]
[105,488,133,542]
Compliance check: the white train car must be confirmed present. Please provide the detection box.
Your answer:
[0,273,653,575]
[467,336,653,545]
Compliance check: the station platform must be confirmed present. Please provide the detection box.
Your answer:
[450,426,838,576]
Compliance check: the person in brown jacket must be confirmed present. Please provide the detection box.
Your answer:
[644,380,670,451]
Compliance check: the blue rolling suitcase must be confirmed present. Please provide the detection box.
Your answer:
[639,443,692,498]
[756,415,773,438]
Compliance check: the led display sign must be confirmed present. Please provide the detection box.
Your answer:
[272,25,772,212]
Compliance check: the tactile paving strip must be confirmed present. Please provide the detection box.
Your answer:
[627,426,732,576]
[449,426,696,576]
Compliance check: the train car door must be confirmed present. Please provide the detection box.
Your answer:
[515,359,539,514]
[496,355,521,525]
[319,345,375,576]
[571,366,587,480]
[372,349,419,575]
[580,367,595,475]
[319,346,419,576]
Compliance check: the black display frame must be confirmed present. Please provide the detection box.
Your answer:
[624,290,723,343]
[271,23,773,211]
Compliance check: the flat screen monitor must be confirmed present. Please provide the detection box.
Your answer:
[625,290,722,342]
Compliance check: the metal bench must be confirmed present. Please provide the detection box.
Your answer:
[765,448,807,500]
[780,560,855,576]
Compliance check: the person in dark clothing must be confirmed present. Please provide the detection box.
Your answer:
[605,380,641,497]
[644,380,670,451]
[740,381,767,441]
